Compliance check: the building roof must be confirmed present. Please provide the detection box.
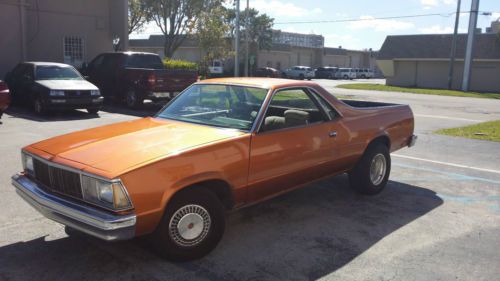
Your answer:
[378,33,500,60]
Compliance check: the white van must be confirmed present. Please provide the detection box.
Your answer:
[335,68,356,80]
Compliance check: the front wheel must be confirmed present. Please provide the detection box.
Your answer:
[125,90,143,109]
[348,143,391,195]
[33,96,47,115]
[152,188,225,261]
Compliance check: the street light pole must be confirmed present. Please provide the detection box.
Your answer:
[461,0,479,92]
[244,0,250,77]
[447,0,461,90]
[234,0,240,77]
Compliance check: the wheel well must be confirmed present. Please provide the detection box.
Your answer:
[368,135,391,150]
[173,180,234,210]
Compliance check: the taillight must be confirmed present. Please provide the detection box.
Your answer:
[147,74,156,86]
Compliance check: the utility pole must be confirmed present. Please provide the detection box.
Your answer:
[244,0,250,77]
[447,0,461,90]
[234,0,240,77]
[461,0,479,92]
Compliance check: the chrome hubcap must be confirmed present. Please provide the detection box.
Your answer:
[169,204,211,247]
[370,154,386,186]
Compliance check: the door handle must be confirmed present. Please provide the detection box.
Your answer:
[329,131,337,138]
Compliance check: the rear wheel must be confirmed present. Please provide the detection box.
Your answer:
[349,143,391,195]
[125,90,143,109]
[152,188,225,261]
[299,74,305,80]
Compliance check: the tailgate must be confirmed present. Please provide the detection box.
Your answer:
[153,70,198,92]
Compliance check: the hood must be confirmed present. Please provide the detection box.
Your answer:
[29,117,245,175]
[36,79,98,90]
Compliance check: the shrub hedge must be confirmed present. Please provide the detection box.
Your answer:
[162,58,198,70]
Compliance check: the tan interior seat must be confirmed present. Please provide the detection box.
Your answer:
[264,116,285,131]
[284,109,309,127]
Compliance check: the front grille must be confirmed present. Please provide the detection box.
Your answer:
[33,158,83,199]
[64,90,91,97]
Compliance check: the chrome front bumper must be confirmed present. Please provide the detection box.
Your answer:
[12,174,136,241]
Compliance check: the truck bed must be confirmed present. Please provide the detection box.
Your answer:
[340,99,398,108]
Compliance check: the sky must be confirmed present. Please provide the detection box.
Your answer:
[130,0,500,51]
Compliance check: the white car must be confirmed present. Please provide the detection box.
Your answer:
[282,66,315,80]
[335,68,356,79]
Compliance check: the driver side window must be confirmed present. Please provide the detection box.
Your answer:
[261,88,327,132]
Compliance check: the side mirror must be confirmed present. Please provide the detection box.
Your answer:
[80,63,88,75]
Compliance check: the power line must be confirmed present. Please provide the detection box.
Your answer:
[274,11,472,25]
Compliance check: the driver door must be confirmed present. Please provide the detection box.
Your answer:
[247,88,346,202]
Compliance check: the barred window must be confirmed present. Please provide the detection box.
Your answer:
[63,36,85,67]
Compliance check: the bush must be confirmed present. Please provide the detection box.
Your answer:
[162,58,198,70]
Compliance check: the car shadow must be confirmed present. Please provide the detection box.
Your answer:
[0,175,442,281]
[4,101,165,122]
[100,101,164,118]
[4,106,100,122]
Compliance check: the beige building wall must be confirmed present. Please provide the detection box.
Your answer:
[323,55,347,67]
[385,59,500,92]
[0,1,25,78]
[0,0,127,78]
[258,51,291,70]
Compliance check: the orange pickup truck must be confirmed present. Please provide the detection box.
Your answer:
[12,78,416,261]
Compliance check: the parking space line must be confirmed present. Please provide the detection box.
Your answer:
[414,114,482,122]
[393,154,500,175]
[393,163,500,185]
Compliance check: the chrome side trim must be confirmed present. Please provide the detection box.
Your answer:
[12,174,136,241]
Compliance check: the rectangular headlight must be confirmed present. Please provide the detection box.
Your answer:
[90,90,100,96]
[22,152,34,176]
[49,90,65,97]
[81,175,132,211]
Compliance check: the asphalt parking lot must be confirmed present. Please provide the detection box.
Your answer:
[0,79,499,281]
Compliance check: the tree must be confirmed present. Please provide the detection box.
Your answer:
[128,0,150,34]
[226,7,274,50]
[145,0,224,58]
[196,5,232,76]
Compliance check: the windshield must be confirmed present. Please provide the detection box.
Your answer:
[36,66,83,80]
[157,84,268,131]
[125,54,164,69]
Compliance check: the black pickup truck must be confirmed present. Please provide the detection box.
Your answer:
[82,52,198,108]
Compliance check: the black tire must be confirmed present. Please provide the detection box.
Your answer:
[348,143,391,195]
[299,74,305,80]
[152,188,225,261]
[343,75,348,79]
[33,96,47,115]
[87,108,99,114]
[125,90,143,109]
[307,78,312,81]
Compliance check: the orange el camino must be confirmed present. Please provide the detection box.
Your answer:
[12,78,416,260]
